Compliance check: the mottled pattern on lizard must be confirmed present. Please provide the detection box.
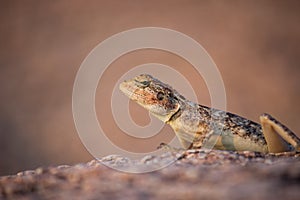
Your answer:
[120,74,300,153]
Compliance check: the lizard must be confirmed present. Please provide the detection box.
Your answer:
[119,74,300,153]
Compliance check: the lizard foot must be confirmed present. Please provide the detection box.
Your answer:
[157,142,184,152]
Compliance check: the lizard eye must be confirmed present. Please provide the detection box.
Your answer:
[157,92,164,100]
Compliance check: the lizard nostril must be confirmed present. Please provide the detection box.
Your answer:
[141,81,150,87]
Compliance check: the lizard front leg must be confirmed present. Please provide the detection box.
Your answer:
[260,113,300,153]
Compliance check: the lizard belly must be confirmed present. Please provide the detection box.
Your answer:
[203,131,268,153]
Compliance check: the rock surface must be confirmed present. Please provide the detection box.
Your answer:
[0,150,299,200]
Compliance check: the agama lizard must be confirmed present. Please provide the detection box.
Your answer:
[119,74,300,153]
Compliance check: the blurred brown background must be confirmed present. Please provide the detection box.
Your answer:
[0,0,299,176]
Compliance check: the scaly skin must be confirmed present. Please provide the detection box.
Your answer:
[120,74,300,153]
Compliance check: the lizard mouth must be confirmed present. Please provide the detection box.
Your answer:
[119,81,134,98]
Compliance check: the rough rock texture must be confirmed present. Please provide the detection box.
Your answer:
[0,150,299,200]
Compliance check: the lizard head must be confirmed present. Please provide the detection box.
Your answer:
[119,74,181,123]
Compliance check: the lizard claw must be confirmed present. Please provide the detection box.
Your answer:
[157,142,169,150]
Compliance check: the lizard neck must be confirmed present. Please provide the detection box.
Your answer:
[166,100,187,123]
[167,107,183,123]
